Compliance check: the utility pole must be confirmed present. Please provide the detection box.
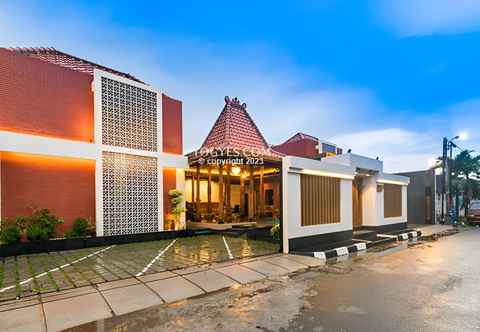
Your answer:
[448,140,458,221]
[441,137,447,223]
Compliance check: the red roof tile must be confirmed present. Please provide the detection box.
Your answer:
[283,132,319,144]
[6,47,143,83]
[200,96,282,157]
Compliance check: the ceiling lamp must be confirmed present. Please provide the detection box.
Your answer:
[231,166,241,176]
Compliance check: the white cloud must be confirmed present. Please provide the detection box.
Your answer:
[375,0,480,36]
[329,128,439,172]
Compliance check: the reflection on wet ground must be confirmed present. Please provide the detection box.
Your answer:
[0,235,279,301]
[69,229,480,332]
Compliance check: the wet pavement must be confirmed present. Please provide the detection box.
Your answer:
[0,235,279,301]
[67,228,480,332]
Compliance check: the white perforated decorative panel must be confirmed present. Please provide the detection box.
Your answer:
[101,76,158,151]
[102,152,158,235]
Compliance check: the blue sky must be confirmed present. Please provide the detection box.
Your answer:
[2,0,480,172]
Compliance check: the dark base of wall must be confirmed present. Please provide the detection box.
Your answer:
[288,230,353,252]
[0,230,197,257]
[244,228,279,244]
[361,222,408,233]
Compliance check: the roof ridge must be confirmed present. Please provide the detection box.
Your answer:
[6,47,143,83]
[284,132,318,144]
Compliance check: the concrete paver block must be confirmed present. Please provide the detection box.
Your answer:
[0,296,41,312]
[147,276,204,303]
[0,304,45,332]
[102,283,162,315]
[40,286,97,303]
[216,264,266,284]
[97,277,140,291]
[241,260,289,277]
[43,292,111,331]
[137,271,177,283]
[286,254,325,267]
[264,256,308,272]
[175,265,210,275]
[183,270,238,292]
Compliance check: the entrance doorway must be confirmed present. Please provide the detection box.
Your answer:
[352,178,363,229]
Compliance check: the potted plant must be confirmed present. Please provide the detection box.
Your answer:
[168,189,186,230]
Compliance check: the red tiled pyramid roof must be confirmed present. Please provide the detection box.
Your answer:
[200,96,282,157]
[7,47,143,83]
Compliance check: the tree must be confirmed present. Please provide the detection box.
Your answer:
[451,150,480,217]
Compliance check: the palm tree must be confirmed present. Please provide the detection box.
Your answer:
[452,150,480,218]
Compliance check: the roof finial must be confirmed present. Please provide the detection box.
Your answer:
[224,96,246,109]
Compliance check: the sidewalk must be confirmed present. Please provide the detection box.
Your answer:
[0,253,322,332]
[410,224,456,237]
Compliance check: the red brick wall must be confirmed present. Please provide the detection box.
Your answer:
[162,94,183,154]
[1,153,96,235]
[0,48,94,142]
[272,139,318,158]
[163,168,177,230]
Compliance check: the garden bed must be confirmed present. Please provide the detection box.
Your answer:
[0,229,196,257]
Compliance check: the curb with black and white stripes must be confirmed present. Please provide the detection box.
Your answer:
[396,230,422,241]
[312,242,367,260]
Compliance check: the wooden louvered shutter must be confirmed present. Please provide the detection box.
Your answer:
[301,174,340,226]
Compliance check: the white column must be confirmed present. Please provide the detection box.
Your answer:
[361,176,378,227]
[93,72,104,236]
[281,157,289,253]
[157,91,164,232]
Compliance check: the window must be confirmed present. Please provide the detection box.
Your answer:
[300,174,340,226]
[384,184,402,218]
[322,143,337,154]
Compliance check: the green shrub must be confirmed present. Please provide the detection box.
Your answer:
[65,218,91,238]
[270,218,280,240]
[26,209,63,241]
[0,224,21,245]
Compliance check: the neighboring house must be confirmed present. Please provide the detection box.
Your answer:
[272,132,342,159]
[0,47,187,236]
[396,170,436,225]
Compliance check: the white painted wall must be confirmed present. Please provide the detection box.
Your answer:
[325,153,383,172]
[361,176,378,227]
[376,184,408,226]
[282,156,355,253]
[285,174,353,239]
[361,175,408,227]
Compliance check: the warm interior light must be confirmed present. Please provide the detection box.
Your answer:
[231,166,241,176]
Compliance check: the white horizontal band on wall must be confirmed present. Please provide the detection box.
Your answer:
[377,179,409,186]
[158,152,189,169]
[0,130,188,169]
[101,145,158,158]
[289,168,355,180]
[0,130,96,160]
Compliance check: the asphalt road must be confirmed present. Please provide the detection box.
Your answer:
[71,228,480,332]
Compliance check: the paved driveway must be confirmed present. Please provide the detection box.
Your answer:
[0,235,279,301]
